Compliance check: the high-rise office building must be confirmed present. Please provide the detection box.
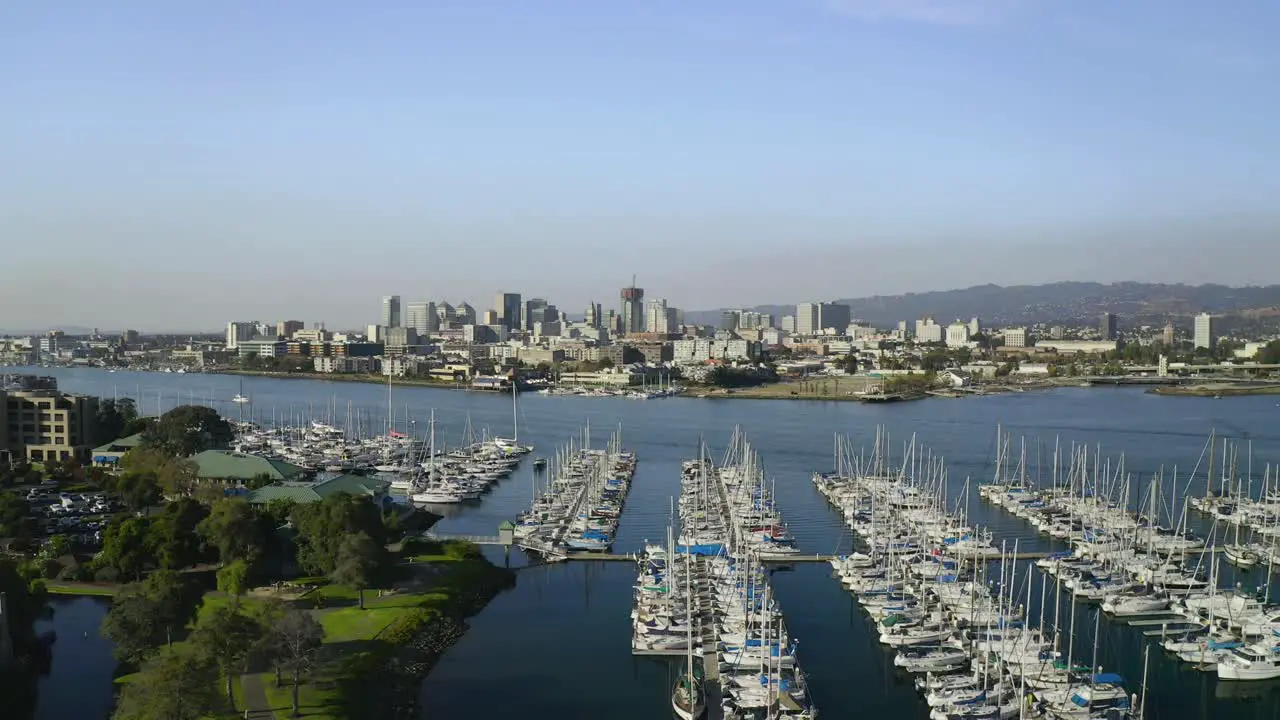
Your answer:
[795,303,820,335]
[276,320,304,339]
[585,302,602,329]
[455,303,477,325]
[494,293,522,330]
[646,298,674,334]
[1194,313,1214,350]
[225,321,256,350]
[381,296,401,328]
[620,282,644,334]
[721,311,740,332]
[1162,322,1175,347]
[405,302,439,336]
[1100,312,1117,341]
[522,298,551,331]
[819,303,851,333]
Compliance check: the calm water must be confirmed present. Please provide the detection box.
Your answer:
[21,367,1280,720]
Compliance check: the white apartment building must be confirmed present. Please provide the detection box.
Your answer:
[225,321,257,350]
[1003,328,1028,348]
[795,303,820,336]
[914,318,943,344]
[1194,313,1214,349]
[672,339,758,363]
[645,299,675,334]
[945,323,971,347]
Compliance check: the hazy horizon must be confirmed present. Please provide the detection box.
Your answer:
[3,1,1278,329]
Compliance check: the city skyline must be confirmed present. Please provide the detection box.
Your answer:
[3,1,1278,328]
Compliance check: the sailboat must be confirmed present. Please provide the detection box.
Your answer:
[491,375,532,454]
[671,546,705,718]
[232,379,250,404]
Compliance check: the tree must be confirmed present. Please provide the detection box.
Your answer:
[120,448,198,496]
[111,471,162,513]
[101,584,163,665]
[197,498,265,565]
[190,603,261,713]
[1260,339,1280,365]
[293,493,387,575]
[95,398,139,442]
[151,498,209,570]
[142,570,203,646]
[0,491,36,546]
[332,532,382,610]
[112,646,219,720]
[0,558,49,653]
[96,517,155,581]
[268,608,325,717]
[101,572,201,664]
[41,534,72,560]
[141,405,233,456]
[216,559,252,602]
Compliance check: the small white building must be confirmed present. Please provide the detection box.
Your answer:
[939,369,971,387]
[945,323,971,347]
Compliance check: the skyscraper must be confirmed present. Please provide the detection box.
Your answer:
[1194,313,1214,350]
[1162,321,1175,347]
[645,298,673,333]
[405,302,438,336]
[381,295,401,328]
[795,303,820,335]
[522,298,550,330]
[585,302,601,329]
[620,280,644,335]
[494,293,522,330]
[1100,312,1117,340]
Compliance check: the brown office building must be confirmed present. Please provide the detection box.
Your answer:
[1,376,101,464]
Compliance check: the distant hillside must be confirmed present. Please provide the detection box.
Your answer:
[688,282,1280,328]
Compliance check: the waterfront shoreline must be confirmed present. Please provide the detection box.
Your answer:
[1149,383,1280,397]
[338,548,516,719]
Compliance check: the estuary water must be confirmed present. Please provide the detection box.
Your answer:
[18,367,1280,719]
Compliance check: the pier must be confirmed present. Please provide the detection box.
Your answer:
[424,535,1060,565]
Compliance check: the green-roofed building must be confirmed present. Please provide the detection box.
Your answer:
[190,450,308,484]
[91,433,145,467]
[247,474,391,506]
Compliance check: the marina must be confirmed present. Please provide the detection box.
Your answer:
[977,429,1280,685]
[511,422,637,557]
[631,431,818,718]
[15,368,1280,720]
[816,429,1149,719]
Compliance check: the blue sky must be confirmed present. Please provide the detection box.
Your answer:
[2,0,1277,330]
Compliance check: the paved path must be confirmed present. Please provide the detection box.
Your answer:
[239,673,275,719]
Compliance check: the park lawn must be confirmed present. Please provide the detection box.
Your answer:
[45,581,119,597]
[258,672,342,719]
[320,605,409,643]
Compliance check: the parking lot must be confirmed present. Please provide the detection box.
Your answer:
[23,482,121,549]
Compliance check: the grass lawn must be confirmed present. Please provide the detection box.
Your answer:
[257,672,342,719]
[45,581,119,597]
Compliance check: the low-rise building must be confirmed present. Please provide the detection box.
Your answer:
[1,376,101,463]
[1003,328,1028,348]
[313,356,379,374]
[1033,340,1118,354]
[517,347,566,366]
[190,450,308,485]
[671,339,760,364]
[90,432,144,467]
[247,474,391,507]
[237,339,287,358]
